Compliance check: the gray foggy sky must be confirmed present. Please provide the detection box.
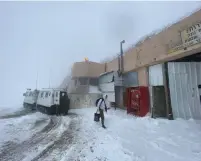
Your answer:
[0,1,201,107]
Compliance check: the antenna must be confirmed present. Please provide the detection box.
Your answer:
[49,68,51,88]
[36,71,38,90]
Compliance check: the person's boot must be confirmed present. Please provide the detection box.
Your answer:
[102,125,106,129]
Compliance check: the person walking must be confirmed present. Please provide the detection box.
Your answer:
[96,95,108,128]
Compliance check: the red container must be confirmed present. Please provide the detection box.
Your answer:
[126,86,149,117]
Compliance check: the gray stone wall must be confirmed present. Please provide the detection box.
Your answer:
[68,93,102,109]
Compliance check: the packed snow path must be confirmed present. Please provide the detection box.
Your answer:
[0,107,201,161]
[0,110,81,161]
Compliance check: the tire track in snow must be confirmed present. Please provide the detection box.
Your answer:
[31,114,81,161]
[0,116,61,161]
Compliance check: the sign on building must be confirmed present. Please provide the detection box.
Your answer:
[169,22,201,53]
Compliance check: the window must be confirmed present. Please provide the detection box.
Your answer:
[45,92,48,98]
[79,78,89,85]
[41,92,44,97]
[49,92,51,96]
[56,92,58,97]
[26,92,29,96]
[89,78,98,85]
[29,92,32,96]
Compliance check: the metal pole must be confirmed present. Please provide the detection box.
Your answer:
[36,71,38,90]
[120,40,125,73]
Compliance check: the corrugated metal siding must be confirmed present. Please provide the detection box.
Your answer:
[99,82,114,92]
[99,72,114,84]
[149,64,164,86]
[168,62,201,120]
[123,72,138,87]
[103,92,115,102]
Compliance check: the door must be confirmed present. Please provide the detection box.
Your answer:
[168,62,201,119]
[115,86,124,109]
[152,86,166,118]
[54,91,60,105]
[130,89,140,115]
[59,92,68,113]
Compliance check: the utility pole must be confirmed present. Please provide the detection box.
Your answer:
[49,68,51,88]
[36,71,38,90]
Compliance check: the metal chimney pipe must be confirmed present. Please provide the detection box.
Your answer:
[118,54,121,72]
[120,40,125,73]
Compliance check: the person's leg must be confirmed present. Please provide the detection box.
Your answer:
[100,109,106,128]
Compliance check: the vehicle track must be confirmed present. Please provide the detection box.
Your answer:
[0,115,62,161]
[31,113,81,161]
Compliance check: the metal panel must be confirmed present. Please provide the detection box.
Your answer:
[168,62,201,120]
[103,92,115,102]
[99,72,114,84]
[123,72,138,87]
[99,82,115,92]
[115,86,124,108]
[149,64,164,86]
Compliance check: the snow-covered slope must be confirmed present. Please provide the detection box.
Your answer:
[0,107,201,161]
[0,112,49,149]
[64,107,201,161]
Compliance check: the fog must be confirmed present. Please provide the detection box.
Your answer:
[0,1,201,107]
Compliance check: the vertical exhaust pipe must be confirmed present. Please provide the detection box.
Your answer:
[120,40,125,74]
[118,54,121,73]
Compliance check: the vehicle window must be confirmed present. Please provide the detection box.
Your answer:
[56,92,58,97]
[29,92,32,96]
[49,92,51,96]
[41,92,44,97]
[52,93,54,97]
[45,92,48,97]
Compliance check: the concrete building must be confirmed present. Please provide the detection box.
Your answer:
[103,9,201,120]
[68,61,104,108]
[69,9,201,119]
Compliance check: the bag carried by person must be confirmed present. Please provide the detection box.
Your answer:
[94,112,100,122]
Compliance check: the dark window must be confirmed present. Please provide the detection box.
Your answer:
[56,92,58,97]
[45,92,48,97]
[29,92,32,96]
[41,92,44,97]
[89,78,98,85]
[49,92,51,96]
[79,78,88,85]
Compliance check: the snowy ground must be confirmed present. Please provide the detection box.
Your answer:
[0,107,201,161]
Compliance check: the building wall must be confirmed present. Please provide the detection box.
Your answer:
[106,58,118,72]
[105,9,201,73]
[138,67,148,86]
[72,61,105,77]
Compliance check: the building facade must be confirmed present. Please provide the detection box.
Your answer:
[103,9,201,120]
[69,9,201,119]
